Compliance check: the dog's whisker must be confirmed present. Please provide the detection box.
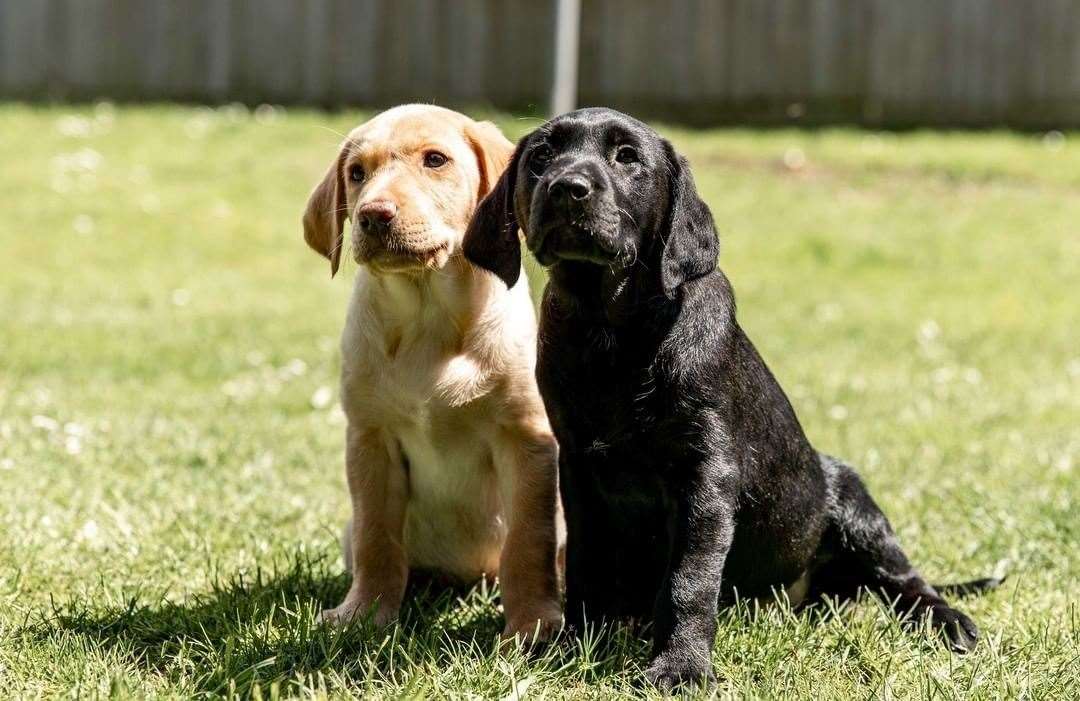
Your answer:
[318,124,363,152]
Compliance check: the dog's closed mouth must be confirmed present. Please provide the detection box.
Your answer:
[363,242,451,272]
[532,224,619,266]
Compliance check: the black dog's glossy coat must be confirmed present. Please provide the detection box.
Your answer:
[464,108,996,689]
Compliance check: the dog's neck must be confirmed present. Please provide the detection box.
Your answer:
[368,253,488,350]
[548,260,676,331]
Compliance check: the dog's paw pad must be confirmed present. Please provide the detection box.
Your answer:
[930,604,979,653]
[502,614,564,646]
[318,606,355,627]
[645,656,715,693]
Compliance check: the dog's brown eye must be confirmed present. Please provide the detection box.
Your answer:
[533,144,554,164]
[348,165,364,183]
[423,151,449,168]
[615,145,639,164]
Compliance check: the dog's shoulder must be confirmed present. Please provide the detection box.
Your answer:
[660,270,737,376]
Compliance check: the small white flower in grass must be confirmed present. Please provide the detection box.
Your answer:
[64,435,82,455]
[53,148,103,173]
[283,359,308,377]
[782,147,807,172]
[1053,454,1072,474]
[311,386,334,410]
[0,458,13,471]
[171,289,191,307]
[184,113,212,139]
[93,101,115,125]
[220,102,249,122]
[918,319,940,343]
[77,520,99,542]
[55,115,93,138]
[254,104,284,123]
[243,452,275,478]
[72,214,94,236]
[31,415,59,432]
[828,405,848,421]
[931,366,955,385]
[861,134,886,154]
[815,303,842,323]
[1042,131,1066,151]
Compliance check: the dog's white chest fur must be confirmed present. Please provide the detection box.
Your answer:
[338,269,516,579]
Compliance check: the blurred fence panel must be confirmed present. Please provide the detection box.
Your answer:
[2,0,1079,126]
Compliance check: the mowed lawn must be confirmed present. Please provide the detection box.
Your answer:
[1,103,1077,699]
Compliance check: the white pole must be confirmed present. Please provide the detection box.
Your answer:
[550,0,581,117]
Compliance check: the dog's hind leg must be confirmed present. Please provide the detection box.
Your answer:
[811,456,998,653]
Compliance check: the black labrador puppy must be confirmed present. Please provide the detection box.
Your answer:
[464,108,997,689]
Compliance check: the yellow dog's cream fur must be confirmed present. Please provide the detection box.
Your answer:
[303,105,562,639]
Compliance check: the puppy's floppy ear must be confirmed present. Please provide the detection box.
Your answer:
[659,141,719,298]
[464,120,515,201]
[463,140,523,289]
[302,145,348,277]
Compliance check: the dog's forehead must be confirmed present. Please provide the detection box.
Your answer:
[346,105,469,159]
[536,108,660,152]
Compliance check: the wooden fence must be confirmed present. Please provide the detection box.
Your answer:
[2,0,1079,127]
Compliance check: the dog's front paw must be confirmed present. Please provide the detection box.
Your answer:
[502,610,564,644]
[928,603,979,653]
[645,652,715,693]
[318,600,397,628]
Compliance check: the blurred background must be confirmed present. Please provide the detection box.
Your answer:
[1,1,1078,698]
[3,0,1080,127]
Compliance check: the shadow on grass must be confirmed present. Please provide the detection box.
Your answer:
[31,547,958,697]
[28,551,647,696]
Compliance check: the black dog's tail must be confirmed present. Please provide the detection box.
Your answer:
[934,574,1006,598]
[816,456,1005,652]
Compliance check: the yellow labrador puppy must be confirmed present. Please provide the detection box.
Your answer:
[302,105,562,639]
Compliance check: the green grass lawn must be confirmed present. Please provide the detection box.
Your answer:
[1,103,1077,699]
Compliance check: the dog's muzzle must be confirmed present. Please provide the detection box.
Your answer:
[529,170,620,265]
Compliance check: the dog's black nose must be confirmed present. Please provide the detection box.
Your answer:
[549,174,592,203]
[358,200,397,236]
